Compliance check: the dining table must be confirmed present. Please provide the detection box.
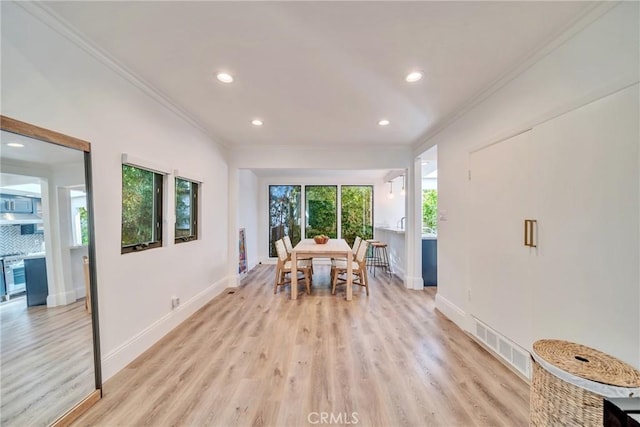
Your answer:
[290,238,354,300]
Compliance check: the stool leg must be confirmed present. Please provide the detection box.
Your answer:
[383,246,391,276]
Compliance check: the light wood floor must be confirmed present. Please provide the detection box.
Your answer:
[74,264,529,426]
[1,297,95,426]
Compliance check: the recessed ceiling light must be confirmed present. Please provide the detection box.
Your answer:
[378,119,390,126]
[216,72,234,83]
[7,142,24,148]
[405,71,423,83]
[251,119,263,126]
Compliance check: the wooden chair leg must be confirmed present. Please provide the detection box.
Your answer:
[332,269,339,295]
[360,270,369,295]
[274,266,280,294]
[304,269,311,294]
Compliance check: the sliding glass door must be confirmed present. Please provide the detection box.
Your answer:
[268,185,301,257]
[305,186,337,239]
[341,185,373,246]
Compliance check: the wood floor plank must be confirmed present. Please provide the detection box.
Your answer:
[0,298,95,426]
[72,264,530,426]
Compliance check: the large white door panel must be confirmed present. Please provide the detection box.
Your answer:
[531,85,639,365]
[469,130,535,349]
[468,84,639,366]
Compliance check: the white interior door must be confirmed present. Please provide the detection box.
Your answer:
[468,85,639,366]
[530,85,639,365]
[468,130,536,350]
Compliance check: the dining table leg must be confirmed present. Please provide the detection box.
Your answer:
[291,251,298,300]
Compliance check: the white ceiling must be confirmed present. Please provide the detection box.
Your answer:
[42,1,595,150]
[1,131,84,165]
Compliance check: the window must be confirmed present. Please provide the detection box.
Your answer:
[175,178,198,243]
[305,185,337,239]
[422,189,438,234]
[71,188,89,246]
[269,185,301,257]
[121,164,163,253]
[341,185,373,246]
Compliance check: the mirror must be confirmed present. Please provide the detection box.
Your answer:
[0,116,101,425]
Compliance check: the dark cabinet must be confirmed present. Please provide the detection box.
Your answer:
[24,257,48,306]
[604,398,640,427]
[0,259,5,300]
[422,238,437,286]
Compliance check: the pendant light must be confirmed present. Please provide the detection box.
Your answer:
[400,175,406,196]
[388,181,394,199]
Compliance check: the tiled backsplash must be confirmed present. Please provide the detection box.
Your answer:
[0,225,44,256]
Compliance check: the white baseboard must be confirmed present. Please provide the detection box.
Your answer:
[46,289,76,307]
[435,293,470,332]
[404,275,424,290]
[101,276,229,381]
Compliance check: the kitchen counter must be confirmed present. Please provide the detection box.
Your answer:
[23,252,46,260]
[375,226,405,234]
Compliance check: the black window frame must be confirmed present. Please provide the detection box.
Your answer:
[121,164,164,254]
[268,185,302,257]
[174,177,199,244]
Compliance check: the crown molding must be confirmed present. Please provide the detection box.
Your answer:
[412,1,617,156]
[15,1,230,150]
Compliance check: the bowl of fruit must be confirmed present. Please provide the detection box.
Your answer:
[313,235,329,244]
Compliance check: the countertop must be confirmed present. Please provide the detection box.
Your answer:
[22,252,46,260]
[375,226,405,234]
[375,226,437,239]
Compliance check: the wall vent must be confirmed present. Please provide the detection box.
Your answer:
[472,317,531,379]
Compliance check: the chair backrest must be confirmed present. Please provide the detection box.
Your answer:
[352,236,362,255]
[275,239,289,262]
[283,235,294,254]
[355,240,369,263]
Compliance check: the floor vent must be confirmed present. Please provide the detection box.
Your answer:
[472,317,531,379]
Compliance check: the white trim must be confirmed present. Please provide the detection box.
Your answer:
[404,275,424,290]
[16,1,228,150]
[46,289,76,307]
[100,276,229,381]
[467,80,639,155]
[173,169,204,184]
[121,153,171,175]
[413,1,616,155]
[435,293,470,331]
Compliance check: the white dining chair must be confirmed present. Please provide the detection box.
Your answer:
[274,239,312,295]
[283,235,313,273]
[332,240,369,296]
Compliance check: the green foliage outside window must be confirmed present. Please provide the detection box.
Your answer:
[78,207,89,245]
[341,186,373,246]
[422,189,438,233]
[305,186,337,238]
[122,164,160,247]
[175,178,196,240]
[269,185,301,257]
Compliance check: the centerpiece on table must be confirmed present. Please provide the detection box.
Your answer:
[313,235,329,244]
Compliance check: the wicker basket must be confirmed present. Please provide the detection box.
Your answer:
[530,340,640,427]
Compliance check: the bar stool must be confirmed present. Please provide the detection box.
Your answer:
[365,239,378,266]
[367,241,391,277]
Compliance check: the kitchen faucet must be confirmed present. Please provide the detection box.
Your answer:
[399,217,406,230]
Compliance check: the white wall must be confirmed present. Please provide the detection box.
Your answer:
[374,178,406,229]
[422,3,640,366]
[422,178,437,191]
[238,170,259,272]
[2,3,229,380]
